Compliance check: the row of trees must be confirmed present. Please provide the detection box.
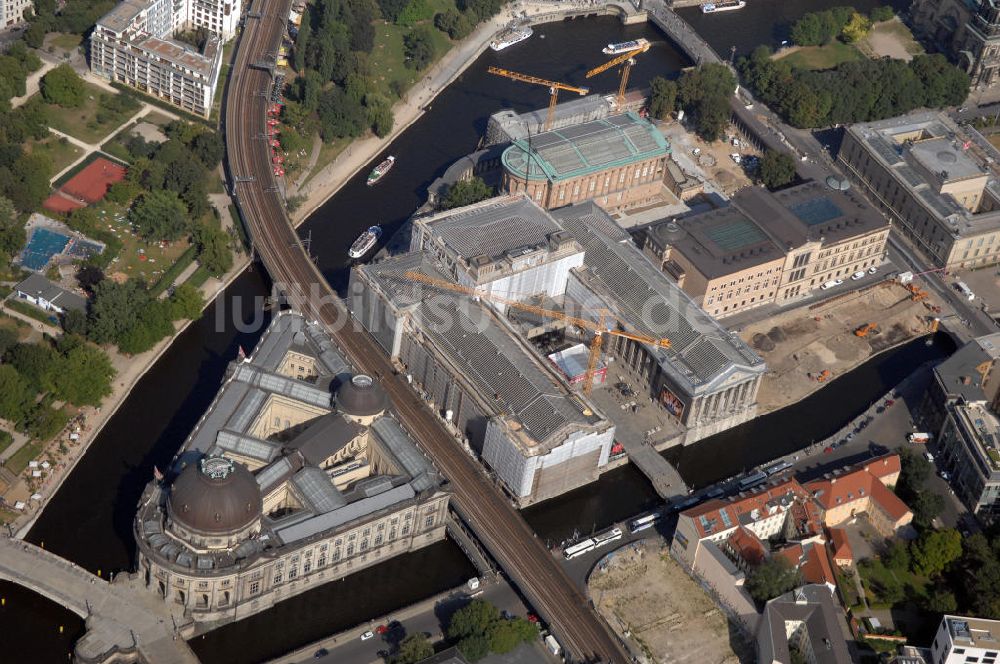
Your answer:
[738,48,970,128]
[0,331,115,440]
[789,5,893,47]
[0,41,42,107]
[64,280,205,355]
[389,599,537,663]
[23,0,116,48]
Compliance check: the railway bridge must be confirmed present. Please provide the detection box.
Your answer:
[223,1,630,662]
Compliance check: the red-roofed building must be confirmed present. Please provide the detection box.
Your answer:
[828,527,853,568]
[672,478,818,568]
[773,541,836,591]
[804,454,912,537]
[724,526,767,571]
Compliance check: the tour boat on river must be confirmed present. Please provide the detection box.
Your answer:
[701,0,746,13]
[366,156,395,186]
[349,225,382,260]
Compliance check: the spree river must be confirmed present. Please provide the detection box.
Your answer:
[8,5,944,663]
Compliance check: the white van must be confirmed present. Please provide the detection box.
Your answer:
[956,281,976,301]
[821,279,843,290]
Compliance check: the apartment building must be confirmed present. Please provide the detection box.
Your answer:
[931,615,1000,664]
[1,0,32,26]
[644,181,889,318]
[937,402,1000,521]
[90,0,240,118]
[840,111,1000,269]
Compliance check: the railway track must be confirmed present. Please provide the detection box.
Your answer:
[222,4,629,661]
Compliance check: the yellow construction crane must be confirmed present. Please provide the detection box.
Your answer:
[487,66,589,132]
[399,270,670,394]
[586,42,651,110]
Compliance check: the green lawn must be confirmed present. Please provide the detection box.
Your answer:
[48,32,83,55]
[858,558,931,608]
[143,110,176,127]
[0,430,13,457]
[40,84,141,144]
[777,42,862,70]
[89,200,193,286]
[26,135,84,176]
[371,13,453,101]
[6,441,44,475]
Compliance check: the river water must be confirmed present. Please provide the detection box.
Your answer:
[8,5,946,662]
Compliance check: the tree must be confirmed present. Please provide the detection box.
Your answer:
[168,283,205,321]
[869,5,894,22]
[790,12,825,46]
[925,587,958,613]
[0,327,18,357]
[841,12,872,43]
[898,448,932,500]
[678,63,735,141]
[457,634,491,662]
[758,149,797,189]
[51,342,115,406]
[648,76,678,120]
[911,491,946,529]
[191,131,224,168]
[0,364,31,422]
[442,177,492,210]
[883,539,910,571]
[129,190,189,241]
[6,342,56,393]
[87,280,151,346]
[435,8,475,40]
[5,152,52,212]
[404,26,435,70]
[40,64,85,107]
[488,617,537,654]
[191,224,233,276]
[910,529,962,577]
[746,556,801,603]
[0,195,23,257]
[391,633,434,664]
[448,599,500,640]
[117,299,174,355]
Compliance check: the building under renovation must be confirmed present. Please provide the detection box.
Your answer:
[349,195,765,503]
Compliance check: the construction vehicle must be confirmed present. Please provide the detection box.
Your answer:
[854,322,879,337]
[585,41,651,110]
[905,283,929,302]
[815,369,832,382]
[397,270,670,394]
[487,67,589,132]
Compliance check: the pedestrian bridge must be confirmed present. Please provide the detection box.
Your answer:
[0,537,198,663]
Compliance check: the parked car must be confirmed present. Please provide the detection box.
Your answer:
[869,265,878,274]
[924,451,935,463]
[361,631,374,641]
[314,649,329,658]
[730,153,742,164]
[851,270,866,280]
[939,470,951,481]
[821,279,844,290]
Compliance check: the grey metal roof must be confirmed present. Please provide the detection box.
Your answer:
[552,201,764,391]
[232,364,332,408]
[371,416,439,492]
[274,484,416,544]
[934,333,1000,403]
[14,273,87,312]
[256,456,301,495]
[250,312,349,376]
[757,585,851,664]
[291,467,346,513]
[214,430,281,462]
[424,196,563,261]
[285,413,361,466]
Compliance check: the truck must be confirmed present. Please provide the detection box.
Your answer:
[897,271,914,285]
[544,634,562,656]
[908,432,931,444]
[956,281,976,301]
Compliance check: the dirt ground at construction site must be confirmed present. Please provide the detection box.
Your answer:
[741,281,939,414]
[588,540,750,664]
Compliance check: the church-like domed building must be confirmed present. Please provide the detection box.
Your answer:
[135,313,449,622]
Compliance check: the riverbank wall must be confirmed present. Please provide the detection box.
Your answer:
[13,254,254,539]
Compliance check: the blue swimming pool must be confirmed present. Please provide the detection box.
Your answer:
[20,228,70,271]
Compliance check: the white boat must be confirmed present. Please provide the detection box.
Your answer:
[602,38,649,55]
[366,156,395,186]
[490,25,533,52]
[348,225,382,259]
[701,0,746,13]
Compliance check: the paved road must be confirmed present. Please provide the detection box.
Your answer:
[224,4,629,662]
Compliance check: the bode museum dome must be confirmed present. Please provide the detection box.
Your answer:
[166,456,263,546]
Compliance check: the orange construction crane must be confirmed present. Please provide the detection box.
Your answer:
[487,67,589,131]
[399,270,670,394]
[586,41,651,110]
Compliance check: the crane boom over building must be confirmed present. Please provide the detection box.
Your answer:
[399,269,670,393]
[585,43,650,110]
[487,66,589,131]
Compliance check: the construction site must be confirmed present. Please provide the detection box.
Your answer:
[588,540,749,664]
[742,276,943,413]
